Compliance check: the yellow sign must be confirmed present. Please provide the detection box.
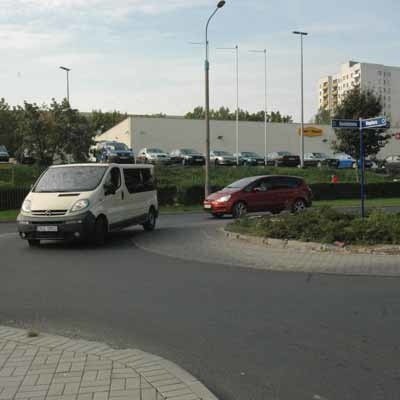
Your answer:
[297,126,324,137]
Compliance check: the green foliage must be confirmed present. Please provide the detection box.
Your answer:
[313,108,332,124]
[0,98,20,156]
[228,207,400,245]
[333,88,391,158]
[89,110,128,134]
[184,106,293,123]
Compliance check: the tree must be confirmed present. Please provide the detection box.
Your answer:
[332,88,391,159]
[184,106,293,123]
[51,99,96,163]
[314,108,332,125]
[0,98,20,156]
[89,110,128,135]
[16,102,57,167]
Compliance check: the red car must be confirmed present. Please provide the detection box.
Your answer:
[204,175,312,218]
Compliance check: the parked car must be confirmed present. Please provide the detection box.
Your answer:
[304,152,339,168]
[210,150,236,166]
[267,151,300,167]
[235,151,265,166]
[95,141,135,164]
[137,148,171,165]
[383,155,400,175]
[0,145,10,162]
[170,149,205,165]
[334,153,355,169]
[16,148,35,165]
[203,175,312,218]
[17,163,158,246]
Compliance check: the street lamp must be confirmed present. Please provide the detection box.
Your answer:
[59,66,71,103]
[204,0,226,197]
[217,45,239,165]
[249,49,268,166]
[292,31,308,168]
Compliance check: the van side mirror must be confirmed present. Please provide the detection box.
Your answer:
[104,183,116,196]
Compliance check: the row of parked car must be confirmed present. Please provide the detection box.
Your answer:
[91,141,384,170]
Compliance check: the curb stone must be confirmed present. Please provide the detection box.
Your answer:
[0,325,218,400]
[223,228,400,256]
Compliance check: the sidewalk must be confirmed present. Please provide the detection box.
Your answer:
[0,326,217,400]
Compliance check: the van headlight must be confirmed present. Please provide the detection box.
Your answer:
[70,199,89,213]
[21,199,31,213]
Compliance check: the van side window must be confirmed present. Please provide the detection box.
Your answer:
[123,169,142,194]
[105,167,121,189]
[141,169,155,191]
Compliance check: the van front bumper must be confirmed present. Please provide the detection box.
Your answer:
[17,211,96,241]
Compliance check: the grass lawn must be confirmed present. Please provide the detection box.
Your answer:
[0,209,19,222]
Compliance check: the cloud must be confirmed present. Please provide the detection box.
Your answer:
[0,0,211,19]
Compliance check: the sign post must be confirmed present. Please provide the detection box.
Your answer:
[332,117,388,218]
[359,118,365,218]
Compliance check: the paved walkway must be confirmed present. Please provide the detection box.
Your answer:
[0,326,217,400]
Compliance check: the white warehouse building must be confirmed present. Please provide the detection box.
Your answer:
[96,115,400,158]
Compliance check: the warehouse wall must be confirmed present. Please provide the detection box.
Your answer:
[97,116,400,158]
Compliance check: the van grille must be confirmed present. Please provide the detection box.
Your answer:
[31,210,67,216]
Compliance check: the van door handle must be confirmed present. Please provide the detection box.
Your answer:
[121,191,125,200]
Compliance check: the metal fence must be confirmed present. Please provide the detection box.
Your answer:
[0,187,29,210]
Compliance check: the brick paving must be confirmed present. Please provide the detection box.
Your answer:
[0,326,217,400]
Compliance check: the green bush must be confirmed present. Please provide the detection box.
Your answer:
[228,207,400,245]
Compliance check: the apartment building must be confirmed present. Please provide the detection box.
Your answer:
[318,61,400,127]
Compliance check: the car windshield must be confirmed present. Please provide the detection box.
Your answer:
[214,151,232,156]
[148,148,164,154]
[313,153,327,158]
[181,149,201,155]
[241,152,260,157]
[277,151,292,156]
[107,143,129,151]
[34,166,108,193]
[225,177,257,189]
[0,145,7,152]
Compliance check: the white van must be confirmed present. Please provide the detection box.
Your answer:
[17,163,158,247]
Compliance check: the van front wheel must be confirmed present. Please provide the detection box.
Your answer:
[143,208,157,231]
[92,217,107,246]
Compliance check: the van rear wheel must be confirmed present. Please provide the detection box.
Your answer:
[143,208,157,231]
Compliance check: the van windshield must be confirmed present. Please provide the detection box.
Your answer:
[34,166,108,193]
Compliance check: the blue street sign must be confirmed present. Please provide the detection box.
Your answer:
[361,116,388,129]
[331,119,360,129]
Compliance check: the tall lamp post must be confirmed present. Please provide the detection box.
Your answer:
[204,0,226,197]
[217,45,239,165]
[59,66,71,103]
[292,31,308,168]
[249,49,267,166]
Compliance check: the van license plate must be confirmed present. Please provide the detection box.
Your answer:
[37,226,58,232]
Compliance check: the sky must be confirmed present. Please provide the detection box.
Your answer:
[1,0,400,122]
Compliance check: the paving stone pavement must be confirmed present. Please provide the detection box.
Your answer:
[0,326,217,400]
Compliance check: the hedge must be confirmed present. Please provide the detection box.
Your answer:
[1,183,400,210]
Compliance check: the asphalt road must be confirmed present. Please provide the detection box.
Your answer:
[1,215,400,400]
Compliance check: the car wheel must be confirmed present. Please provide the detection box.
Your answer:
[212,213,224,219]
[142,207,157,231]
[91,216,107,246]
[292,198,307,213]
[232,202,247,219]
[28,239,40,247]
